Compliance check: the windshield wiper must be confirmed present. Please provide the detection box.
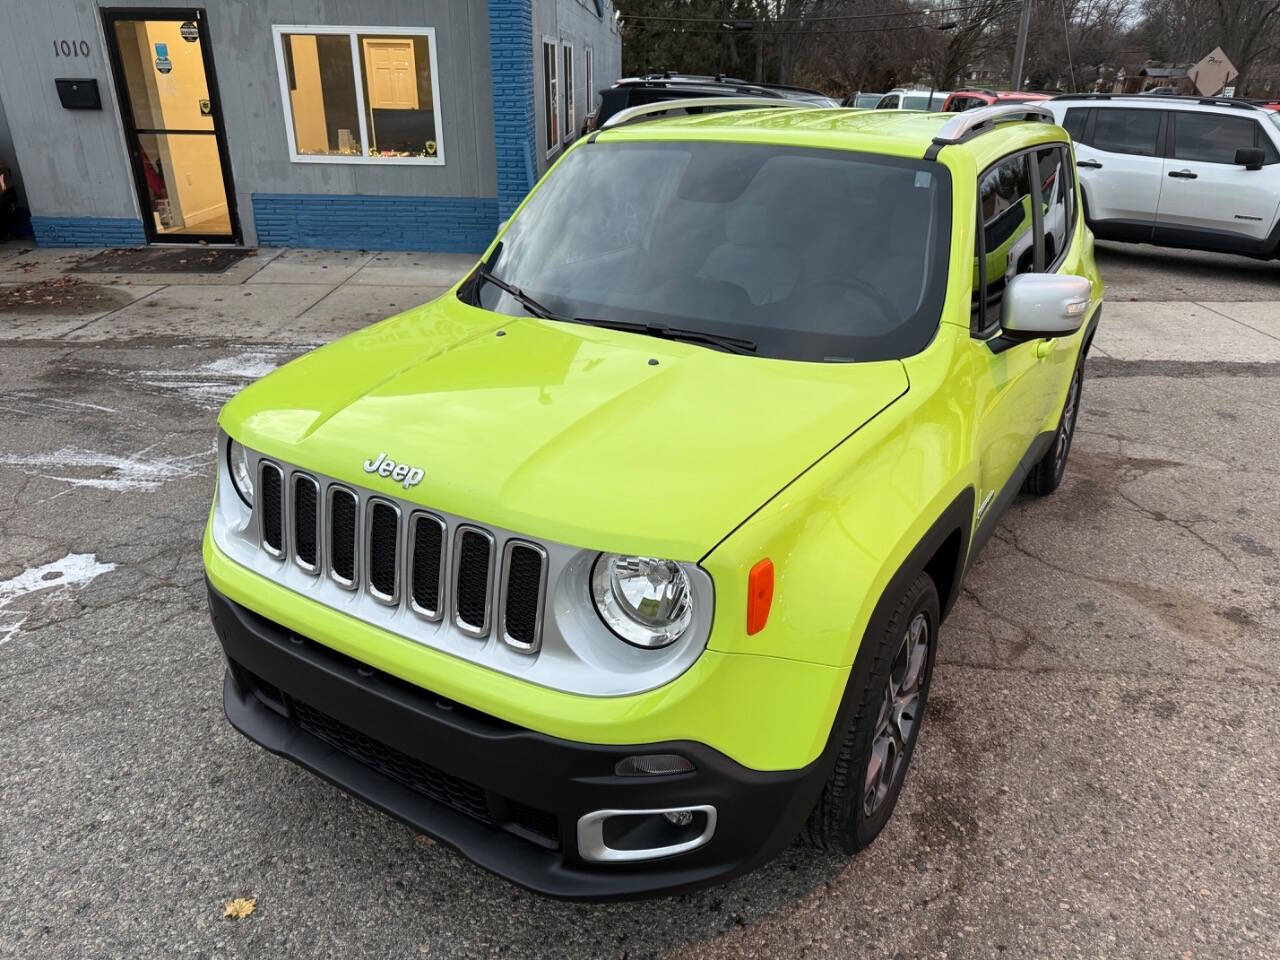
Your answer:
[567,317,758,356]
[472,249,756,355]
[473,251,563,322]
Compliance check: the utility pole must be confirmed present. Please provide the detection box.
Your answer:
[1011,0,1032,90]
[755,19,765,83]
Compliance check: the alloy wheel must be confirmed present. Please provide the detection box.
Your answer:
[1053,366,1083,476]
[863,611,931,817]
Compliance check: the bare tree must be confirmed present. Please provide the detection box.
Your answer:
[1139,0,1280,91]
[918,1,1020,89]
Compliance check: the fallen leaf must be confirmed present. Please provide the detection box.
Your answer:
[414,834,435,847]
[223,897,257,919]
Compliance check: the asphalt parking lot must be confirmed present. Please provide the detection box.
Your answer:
[1,241,1278,959]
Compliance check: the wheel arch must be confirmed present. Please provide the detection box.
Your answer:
[801,486,974,791]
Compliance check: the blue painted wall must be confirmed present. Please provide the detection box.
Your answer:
[30,217,146,247]
[488,0,538,219]
[252,194,499,252]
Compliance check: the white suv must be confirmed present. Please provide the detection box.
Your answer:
[1045,94,1280,259]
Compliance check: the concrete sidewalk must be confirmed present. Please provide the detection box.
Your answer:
[3,241,1279,364]
[0,245,476,345]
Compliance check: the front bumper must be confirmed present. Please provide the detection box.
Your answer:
[209,584,831,900]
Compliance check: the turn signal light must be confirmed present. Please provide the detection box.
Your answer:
[747,558,774,635]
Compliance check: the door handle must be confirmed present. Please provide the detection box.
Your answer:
[1076,159,1103,169]
[1168,169,1198,179]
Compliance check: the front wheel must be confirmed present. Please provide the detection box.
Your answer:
[1023,357,1084,496]
[802,573,939,854]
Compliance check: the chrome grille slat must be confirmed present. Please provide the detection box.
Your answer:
[365,497,401,606]
[452,525,495,638]
[408,511,447,621]
[258,461,285,559]
[499,540,548,654]
[291,473,320,574]
[327,485,360,590]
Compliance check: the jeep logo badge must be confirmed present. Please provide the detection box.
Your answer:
[362,452,424,489]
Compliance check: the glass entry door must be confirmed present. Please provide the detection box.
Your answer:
[104,10,239,243]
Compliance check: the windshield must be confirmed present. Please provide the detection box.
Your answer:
[469,141,951,362]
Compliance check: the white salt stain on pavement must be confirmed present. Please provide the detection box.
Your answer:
[0,445,211,492]
[0,553,116,645]
[133,347,295,408]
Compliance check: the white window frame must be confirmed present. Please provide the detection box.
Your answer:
[562,41,576,143]
[542,36,560,159]
[271,24,445,166]
[585,47,594,121]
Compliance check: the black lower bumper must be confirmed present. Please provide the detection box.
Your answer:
[208,583,829,900]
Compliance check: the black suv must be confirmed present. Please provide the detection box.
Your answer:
[587,74,839,132]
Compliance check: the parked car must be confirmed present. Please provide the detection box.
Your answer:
[1047,93,1280,259]
[875,88,950,111]
[206,98,1101,899]
[943,89,1051,112]
[843,91,885,109]
[587,74,839,131]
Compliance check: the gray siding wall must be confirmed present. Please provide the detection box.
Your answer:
[531,0,621,175]
[0,0,497,244]
[0,0,139,221]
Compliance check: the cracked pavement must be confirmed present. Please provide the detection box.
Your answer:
[1,241,1278,959]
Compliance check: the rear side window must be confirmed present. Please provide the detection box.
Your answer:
[974,154,1035,330]
[1173,112,1276,164]
[1061,107,1089,141]
[1034,147,1073,266]
[1091,108,1162,156]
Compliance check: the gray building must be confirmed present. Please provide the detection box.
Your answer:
[0,0,620,250]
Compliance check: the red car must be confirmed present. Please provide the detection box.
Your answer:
[942,89,1051,112]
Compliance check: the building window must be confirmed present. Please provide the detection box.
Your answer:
[585,48,594,125]
[542,38,559,157]
[563,43,575,142]
[273,25,443,165]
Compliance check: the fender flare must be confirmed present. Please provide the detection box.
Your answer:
[810,487,975,776]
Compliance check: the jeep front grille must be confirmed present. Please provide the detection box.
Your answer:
[252,468,546,653]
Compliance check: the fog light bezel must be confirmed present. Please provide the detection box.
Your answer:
[577,805,717,863]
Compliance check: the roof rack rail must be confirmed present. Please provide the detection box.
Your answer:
[929,102,1055,151]
[1053,92,1264,111]
[599,96,818,131]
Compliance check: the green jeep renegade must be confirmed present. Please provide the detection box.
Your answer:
[205,100,1103,899]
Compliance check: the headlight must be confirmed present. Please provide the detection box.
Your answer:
[590,554,693,649]
[226,437,254,506]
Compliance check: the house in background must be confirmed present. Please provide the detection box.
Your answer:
[0,1,620,251]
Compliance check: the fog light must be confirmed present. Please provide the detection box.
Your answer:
[614,754,695,777]
[663,809,694,827]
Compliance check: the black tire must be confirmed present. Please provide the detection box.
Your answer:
[802,573,940,854]
[1023,356,1084,496]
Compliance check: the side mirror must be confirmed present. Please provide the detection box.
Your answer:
[1235,146,1265,171]
[1002,273,1091,339]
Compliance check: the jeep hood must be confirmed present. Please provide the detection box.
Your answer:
[220,298,908,560]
